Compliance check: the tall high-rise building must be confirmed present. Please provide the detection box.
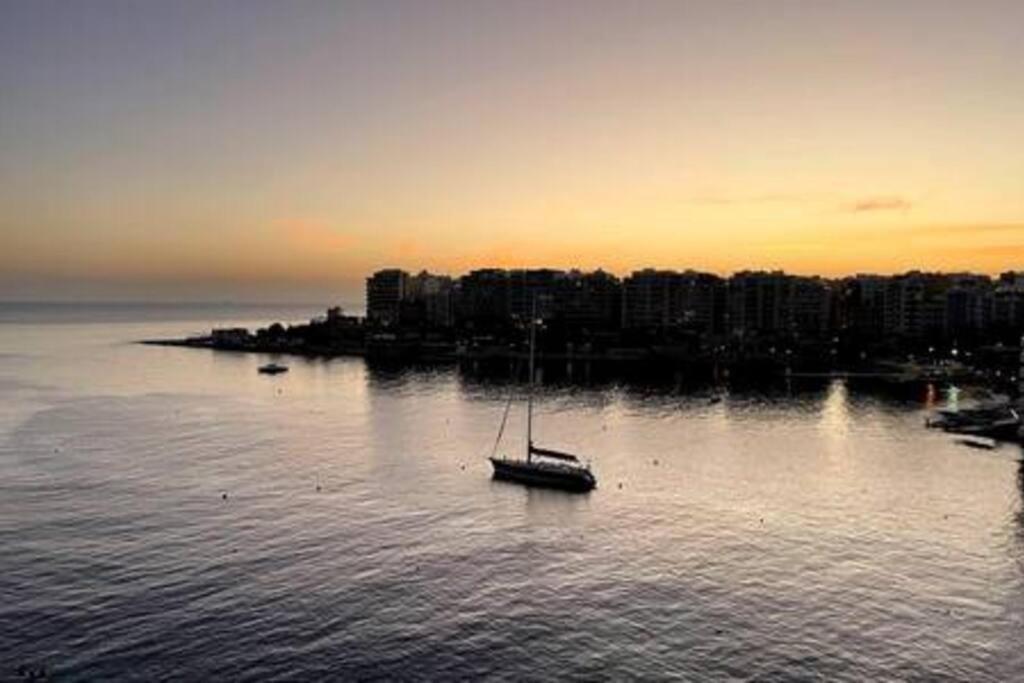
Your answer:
[366,269,409,325]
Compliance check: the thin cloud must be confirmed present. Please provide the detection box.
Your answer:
[848,196,912,213]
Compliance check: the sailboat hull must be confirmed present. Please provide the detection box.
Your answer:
[489,457,596,492]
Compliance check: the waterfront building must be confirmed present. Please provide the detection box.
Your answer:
[508,269,565,321]
[406,270,454,328]
[622,269,723,333]
[999,271,1024,288]
[883,272,952,339]
[405,270,450,299]
[789,276,833,337]
[1020,333,1024,400]
[455,269,511,330]
[366,269,409,325]
[360,265,1018,356]
[725,271,832,340]
[555,269,623,331]
[622,269,677,329]
[726,271,793,337]
[366,269,454,328]
[945,274,993,340]
[993,274,1024,339]
[678,271,726,334]
[840,275,889,340]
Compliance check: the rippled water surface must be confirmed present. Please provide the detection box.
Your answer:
[2,305,1022,681]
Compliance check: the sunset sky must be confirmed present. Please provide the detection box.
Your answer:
[2,0,1022,302]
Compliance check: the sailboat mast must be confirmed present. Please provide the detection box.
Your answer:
[526,297,537,461]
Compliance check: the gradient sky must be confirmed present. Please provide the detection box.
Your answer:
[1,0,1022,302]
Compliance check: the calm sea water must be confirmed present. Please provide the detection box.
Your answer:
[1,304,1022,681]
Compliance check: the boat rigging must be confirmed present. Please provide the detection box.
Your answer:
[488,299,597,492]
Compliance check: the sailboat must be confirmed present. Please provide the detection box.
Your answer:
[488,302,597,492]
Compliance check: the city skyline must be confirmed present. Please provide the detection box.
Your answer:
[3,1,1023,302]
[363,264,1021,334]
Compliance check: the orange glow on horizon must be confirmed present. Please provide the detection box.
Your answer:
[2,2,1022,300]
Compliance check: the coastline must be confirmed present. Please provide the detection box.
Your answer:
[137,335,985,387]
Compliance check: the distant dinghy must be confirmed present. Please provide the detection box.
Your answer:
[488,300,596,493]
[258,363,289,375]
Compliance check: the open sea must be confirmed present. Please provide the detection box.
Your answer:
[1,303,1022,681]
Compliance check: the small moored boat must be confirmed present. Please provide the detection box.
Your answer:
[929,405,1019,441]
[258,363,289,374]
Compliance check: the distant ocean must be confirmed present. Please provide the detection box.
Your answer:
[0,301,356,325]
[1,302,1022,680]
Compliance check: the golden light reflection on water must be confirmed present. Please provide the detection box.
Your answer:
[820,380,851,440]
